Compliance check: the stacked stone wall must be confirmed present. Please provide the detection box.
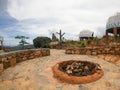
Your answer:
[0,48,50,74]
[66,46,120,55]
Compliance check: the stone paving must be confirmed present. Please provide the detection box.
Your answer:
[0,49,120,90]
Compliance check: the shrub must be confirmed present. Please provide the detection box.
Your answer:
[33,37,51,48]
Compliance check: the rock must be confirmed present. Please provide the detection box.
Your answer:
[78,85,89,90]
[66,65,71,70]
[0,64,3,74]
[65,61,101,76]
[10,58,16,67]
[104,55,109,61]
[97,50,102,54]
[71,62,80,69]
[66,49,72,54]
[86,50,91,55]
[71,50,75,54]
[97,55,105,59]
[84,66,89,70]
[110,56,119,63]
[25,76,30,81]
[22,57,27,61]
[105,81,111,87]
[56,85,63,90]
[0,64,3,70]
[2,57,7,62]
[92,52,97,55]
[115,60,120,66]
[66,70,72,74]
[75,50,80,54]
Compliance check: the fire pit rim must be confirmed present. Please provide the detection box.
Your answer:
[52,60,104,84]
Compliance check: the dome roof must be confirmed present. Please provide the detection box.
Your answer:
[79,30,93,37]
[106,13,120,29]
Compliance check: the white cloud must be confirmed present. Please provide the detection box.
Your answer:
[7,0,74,20]
[0,32,18,46]
[2,0,120,44]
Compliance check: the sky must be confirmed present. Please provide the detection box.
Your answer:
[0,0,120,46]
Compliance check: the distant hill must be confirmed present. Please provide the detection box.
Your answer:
[4,44,35,51]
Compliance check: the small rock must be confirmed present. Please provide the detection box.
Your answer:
[66,70,72,74]
[92,52,97,55]
[56,85,62,90]
[105,81,111,87]
[25,76,30,81]
[78,85,89,90]
[104,68,110,72]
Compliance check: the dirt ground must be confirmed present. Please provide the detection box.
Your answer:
[0,49,120,90]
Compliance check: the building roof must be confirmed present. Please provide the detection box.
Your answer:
[106,13,120,30]
[79,30,93,37]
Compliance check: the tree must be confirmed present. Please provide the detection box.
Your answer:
[56,29,65,48]
[33,37,51,48]
[15,35,29,49]
[52,33,58,41]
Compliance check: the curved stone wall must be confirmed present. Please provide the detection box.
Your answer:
[0,48,50,74]
[66,46,120,55]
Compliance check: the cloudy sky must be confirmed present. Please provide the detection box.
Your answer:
[0,0,120,46]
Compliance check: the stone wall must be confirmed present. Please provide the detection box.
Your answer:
[66,46,120,55]
[0,48,50,74]
[97,54,120,66]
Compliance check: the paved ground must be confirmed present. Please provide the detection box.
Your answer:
[0,49,120,90]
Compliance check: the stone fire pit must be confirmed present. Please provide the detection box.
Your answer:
[52,60,104,84]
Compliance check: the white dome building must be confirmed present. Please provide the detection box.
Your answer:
[106,13,120,29]
[79,30,94,40]
[106,13,120,40]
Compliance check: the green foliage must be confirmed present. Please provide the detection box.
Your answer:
[65,40,82,49]
[80,40,86,48]
[117,36,120,42]
[93,36,99,45]
[33,37,51,48]
[87,39,91,45]
[93,36,98,41]
[15,35,29,49]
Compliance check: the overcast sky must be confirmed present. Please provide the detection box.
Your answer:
[0,0,120,46]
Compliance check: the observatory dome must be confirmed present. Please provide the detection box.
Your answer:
[79,30,93,37]
[106,13,120,30]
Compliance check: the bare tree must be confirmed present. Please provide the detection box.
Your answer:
[56,29,65,49]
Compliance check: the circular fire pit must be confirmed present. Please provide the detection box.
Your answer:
[52,60,104,84]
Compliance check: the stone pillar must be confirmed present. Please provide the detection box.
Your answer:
[80,37,82,41]
[119,30,120,42]
[0,41,1,50]
[0,63,3,74]
[113,27,117,41]
[0,40,3,50]
[106,30,109,41]
[1,41,3,49]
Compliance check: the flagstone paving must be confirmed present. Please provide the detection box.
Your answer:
[0,49,120,90]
